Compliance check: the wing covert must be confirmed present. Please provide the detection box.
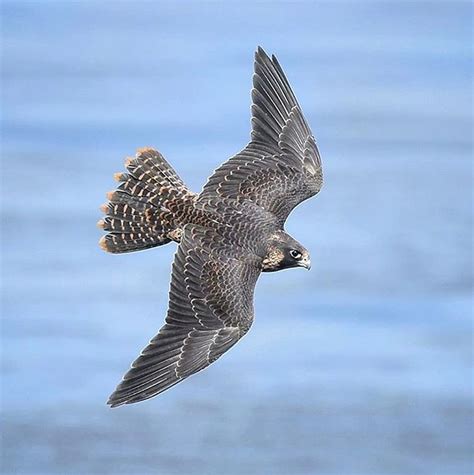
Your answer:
[107,225,261,406]
[199,47,323,224]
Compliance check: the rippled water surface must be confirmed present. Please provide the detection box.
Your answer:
[2,1,472,474]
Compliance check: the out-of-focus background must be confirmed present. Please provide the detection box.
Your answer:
[2,1,472,474]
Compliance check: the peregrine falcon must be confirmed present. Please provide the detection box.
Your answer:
[98,47,323,407]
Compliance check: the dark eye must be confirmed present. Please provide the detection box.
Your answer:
[290,249,302,260]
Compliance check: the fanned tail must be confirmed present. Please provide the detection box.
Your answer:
[98,147,195,253]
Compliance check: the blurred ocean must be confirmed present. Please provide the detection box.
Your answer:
[1,1,472,474]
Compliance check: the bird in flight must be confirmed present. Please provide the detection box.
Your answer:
[98,47,323,407]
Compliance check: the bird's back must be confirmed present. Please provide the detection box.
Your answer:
[189,196,281,258]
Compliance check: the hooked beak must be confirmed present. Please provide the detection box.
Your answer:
[299,256,311,270]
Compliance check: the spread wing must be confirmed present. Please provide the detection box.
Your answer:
[199,47,323,225]
[107,225,261,407]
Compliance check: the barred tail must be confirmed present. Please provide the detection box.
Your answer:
[98,147,195,254]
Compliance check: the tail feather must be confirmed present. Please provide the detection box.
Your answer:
[99,220,151,237]
[98,147,195,254]
[99,233,170,254]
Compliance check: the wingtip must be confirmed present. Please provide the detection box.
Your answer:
[106,398,121,408]
[256,45,268,59]
[107,390,133,408]
[255,46,279,71]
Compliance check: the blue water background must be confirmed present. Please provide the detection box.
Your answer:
[2,1,472,474]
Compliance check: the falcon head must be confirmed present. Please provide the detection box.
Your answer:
[262,232,311,272]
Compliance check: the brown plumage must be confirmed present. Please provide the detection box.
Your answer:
[99,47,323,407]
